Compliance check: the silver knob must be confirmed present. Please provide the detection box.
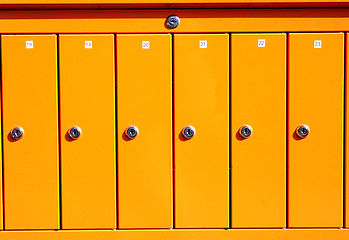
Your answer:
[182,126,196,140]
[166,15,180,29]
[296,125,310,138]
[68,126,82,140]
[125,126,139,140]
[239,125,253,139]
[11,127,24,140]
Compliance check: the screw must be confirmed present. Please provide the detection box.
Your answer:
[166,15,180,29]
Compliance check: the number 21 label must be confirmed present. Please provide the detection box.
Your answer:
[200,40,207,48]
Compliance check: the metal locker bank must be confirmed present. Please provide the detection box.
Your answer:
[0,0,349,239]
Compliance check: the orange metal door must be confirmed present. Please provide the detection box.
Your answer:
[117,34,172,229]
[60,34,116,229]
[174,34,229,228]
[289,33,343,227]
[346,33,349,229]
[231,34,286,228]
[2,35,59,230]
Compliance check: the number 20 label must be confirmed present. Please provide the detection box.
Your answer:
[142,41,150,49]
[314,40,322,48]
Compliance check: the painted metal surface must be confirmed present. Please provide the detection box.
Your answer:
[288,33,344,227]
[60,34,116,229]
[117,34,173,229]
[0,9,347,33]
[1,229,349,240]
[2,35,59,230]
[231,33,286,228]
[174,34,229,228]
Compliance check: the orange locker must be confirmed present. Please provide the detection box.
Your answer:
[59,34,116,229]
[117,34,172,229]
[289,33,344,227]
[2,35,59,230]
[231,34,286,228]
[174,34,229,228]
[346,33,349,229]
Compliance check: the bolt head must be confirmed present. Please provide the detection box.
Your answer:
[166,15,180,29]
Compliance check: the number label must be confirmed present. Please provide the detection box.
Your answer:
[142,41,150,49]
[85,41,92,49]
[258,39,266,47]
[200,40,207,48]
[26,41,33,49]
[314,40,322,48]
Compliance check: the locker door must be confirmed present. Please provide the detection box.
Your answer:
[347,34,349,229]
[2,35,59,230]
[289,33,343,227]
[231,34,286,228]
[117,34,172,229]
[60,34,116,229]
[174,34,229,228]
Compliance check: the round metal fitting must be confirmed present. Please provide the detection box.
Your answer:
[11,127,24,140]
[125,126,139,140]
[166,15,180,29]
[182,126,196,140]
[68,126,82,140]
[239,125,253,139]
[296,125,310,139]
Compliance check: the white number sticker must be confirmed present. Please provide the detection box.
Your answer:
[85,41,92,49]
[200,40,207,48]
[314,40,322,48]
[142,41,150,49]
[258,39,266,47]
[26,41,33,49]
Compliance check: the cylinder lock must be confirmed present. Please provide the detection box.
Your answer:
[125,126,139,140]
[11,127,24,140]
[68,126,82,140]
[296,125,310,138]
[239,125,253,139]
[182,126,196,140]
[166,15,180,29]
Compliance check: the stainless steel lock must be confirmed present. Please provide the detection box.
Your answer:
[166,15,180,29]
[68,126,82,140]
[296,125,310,138]
[182,126,196,140]
[11,127,24,140]
[125,126,139,140]
[239,125,253,139]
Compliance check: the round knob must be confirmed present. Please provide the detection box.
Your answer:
[11,127,24,140]
[239,125,253,139]
[296,125,310,139]
[68,126,82,140]
[166,15,180,29]
[125,126,139,140]
[182,126,196,140]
